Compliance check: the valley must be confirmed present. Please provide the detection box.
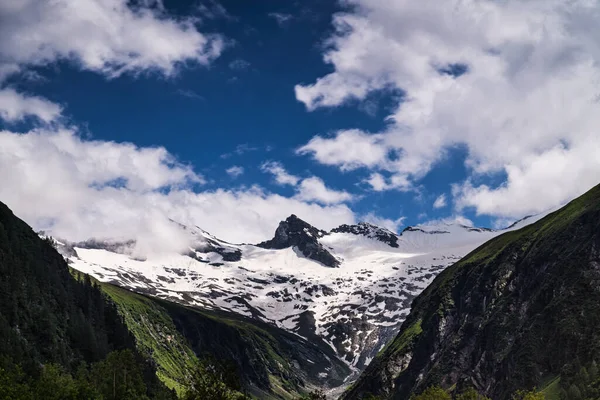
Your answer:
[53,213,543,389]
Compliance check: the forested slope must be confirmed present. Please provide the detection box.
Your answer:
[0,200,174,399]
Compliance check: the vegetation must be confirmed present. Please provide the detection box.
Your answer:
[0,200,175,399]
[182,357,249,400]
[0,349,177,399]
[97,283,199,395]
[556,360,600,399]
[409,386,541,400]
[297,389,327,399]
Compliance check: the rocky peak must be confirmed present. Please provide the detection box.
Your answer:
[257,215,339,267]
[331,222,399,248]
[401,226,450,235]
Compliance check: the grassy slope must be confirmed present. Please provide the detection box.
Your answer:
[99,283,199,395]
[87,279,349,399]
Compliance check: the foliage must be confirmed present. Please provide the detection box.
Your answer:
[182,357,249,400]
[558,360,600,399]
[455,387,491,400]
[0,201,174,399]
[298,388,327,399]
[511,390,545,400]
[411,386,451,400]
[98,283,199,395]
[0,350,176,399]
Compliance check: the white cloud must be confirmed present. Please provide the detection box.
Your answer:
[0,0,223,79]
[453,140,600,217]
[226,165,244,178]
[297,129,388,171]
[0,88,62,123]
[422,215,474,228]
[295,0,600,218]
[0,128,357,252]
[295,176,354,205]
[360,212,405,233]
[260,161,355,204]
[365,172,411,192]
[260,161,300,186]
[433,194,447,209]
[268,12,293,26]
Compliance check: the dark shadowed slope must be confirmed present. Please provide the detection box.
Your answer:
[343,183,600,400]
[0,200,172,398]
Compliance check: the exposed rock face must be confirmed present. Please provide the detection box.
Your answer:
[258,214,340,267]
[401,226,450,235]
[192,238,242,262]
[332,222,399,248]
[343,183,600,400]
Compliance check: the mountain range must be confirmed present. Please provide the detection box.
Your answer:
[4,183,600,399]
[50,210,543,387]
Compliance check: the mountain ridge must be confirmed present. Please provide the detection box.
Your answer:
[342,183,600,399]
[51,209,546,387]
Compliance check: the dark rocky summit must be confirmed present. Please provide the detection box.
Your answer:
[331,222,400,248]
[257,214,340,267]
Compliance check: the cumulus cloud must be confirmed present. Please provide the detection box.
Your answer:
[226,165,244,178]
[295,0,600,218]
[260,161,354,204]
[295,176,354,205]
[0,128,357,252]
[433,194,447,209]
[260,161,300,186]
[0,88,62,123]
[365,172,411,192]
[0,0,224,79]
[297,129,388,172]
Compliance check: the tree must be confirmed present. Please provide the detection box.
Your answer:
[511,389,545,400]
[411,386,452,400]
[183,357,247,400]
[301,389,327,399]
[566,384,582,400]
[91,350,149,400]
[33,364,78,400]
[589,360,599,382]
[456,387,491,400]
[0,365,33,400]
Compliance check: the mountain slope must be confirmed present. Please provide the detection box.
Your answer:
[0,200,172,398]
[58,213,541,379]
[100,281,350,399]
[342,183,600,399]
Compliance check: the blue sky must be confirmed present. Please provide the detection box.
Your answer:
[1,0,599,246]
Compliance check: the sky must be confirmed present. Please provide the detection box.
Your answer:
[1,0,600,252]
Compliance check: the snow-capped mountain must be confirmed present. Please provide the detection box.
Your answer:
[55,214,542,381]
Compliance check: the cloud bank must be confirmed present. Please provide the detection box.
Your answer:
[0,128,357,251]
[296,0,600,218]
